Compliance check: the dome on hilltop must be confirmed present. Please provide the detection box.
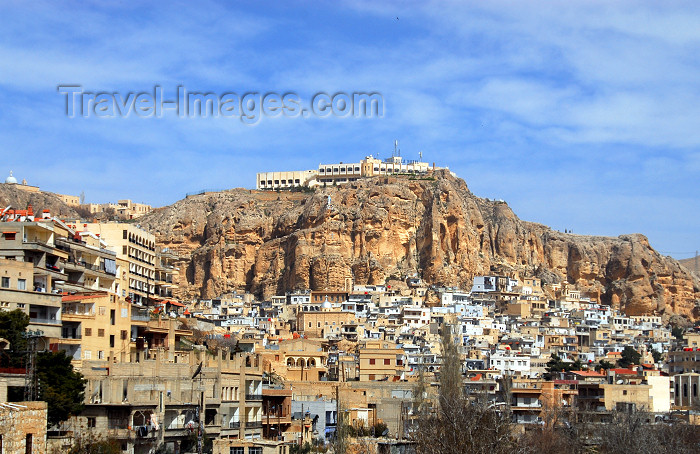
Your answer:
[5,171,17,184]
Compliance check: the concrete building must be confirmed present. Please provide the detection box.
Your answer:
[59,292,132,364]
[256,153,436,190]
[358,340,406,382]
[671,373,700,409]
[0,215,69,339]
[76,349,263,454]
[668,348,700,374]
[155,247,179,299]
[84,223,156,305]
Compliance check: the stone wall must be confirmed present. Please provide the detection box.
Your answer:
[0,401,48,453]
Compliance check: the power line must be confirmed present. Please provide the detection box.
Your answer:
[23,329,45,402]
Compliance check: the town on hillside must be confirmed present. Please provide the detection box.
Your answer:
[0,172,698,454]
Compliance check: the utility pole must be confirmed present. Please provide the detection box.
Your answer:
[23,329,44,402]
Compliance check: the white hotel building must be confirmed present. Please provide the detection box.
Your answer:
[256,155,437,190]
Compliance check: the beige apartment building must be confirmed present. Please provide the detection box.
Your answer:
[85,200,152,219]
[296,309,356,338]
[84,223,156,305]
[56,193,80,206]
[358,340,406,382]
[60,292,133,364]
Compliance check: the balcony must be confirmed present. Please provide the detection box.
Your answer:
[262,414,292,424]
[246,394,263,401]
[228,421,241,429]
[245,421,263,429]
[29,317,61,326]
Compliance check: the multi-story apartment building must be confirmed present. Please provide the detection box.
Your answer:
[668,348,700,374]
[0,257,63,339]
[84,223,156,305]
[55,230,117,294]
[155,247,179,298]
[0,210,69,339]
[358,340,406,381]
[76,349,263,454]
[60,292,132,363]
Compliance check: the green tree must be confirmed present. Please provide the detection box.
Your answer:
[544,353,579,379]
[0,309,29,368]
[36,350,86,427]
[672,326,685,341]
[650,348,663,363]
[617,346,642,368]
[598,359,614,371]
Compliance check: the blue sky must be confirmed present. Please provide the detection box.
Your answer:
[0,0,698,258]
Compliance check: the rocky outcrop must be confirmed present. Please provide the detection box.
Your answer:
[139,171,700,319]
[0,184,79,219]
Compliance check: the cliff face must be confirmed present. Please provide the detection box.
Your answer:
[0,184,79,218]
[140,171,699,319]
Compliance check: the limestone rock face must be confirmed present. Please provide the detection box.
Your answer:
[0,184,80,218]
[140,172,699,319]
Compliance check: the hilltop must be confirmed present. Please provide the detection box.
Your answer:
[139,170,699,320]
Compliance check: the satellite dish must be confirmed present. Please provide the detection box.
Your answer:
[192,362,203,380]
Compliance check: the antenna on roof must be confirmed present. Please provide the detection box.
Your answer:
[419,151,423,161]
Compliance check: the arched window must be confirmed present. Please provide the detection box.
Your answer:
[287,358,294,367]
[309,358,316,367]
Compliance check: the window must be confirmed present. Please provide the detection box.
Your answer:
[25,434,32,454]
[110,309,115,325]
[110,335,115,348]
[121,330,128,340]
[249,448,262,454]
[1,277,8,288]
[3,232,16,241]
[123,229,128,239]
[369,374,375,380]
[230,448,244,454]
[98,329,105,337]
[87,417,96,428]
[85,328,92,336]
[99,306,106,315]
[384,359,391,365]
[98,351,104,360]
[122,245,127,255]
[84,350,92,360]
[369,359,375,365]
[17,279,26,290]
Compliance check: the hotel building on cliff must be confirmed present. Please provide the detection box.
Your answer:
[256,154,441,190]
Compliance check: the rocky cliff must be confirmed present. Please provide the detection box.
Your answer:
[0,184,79,218]
[139,171,699,320]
